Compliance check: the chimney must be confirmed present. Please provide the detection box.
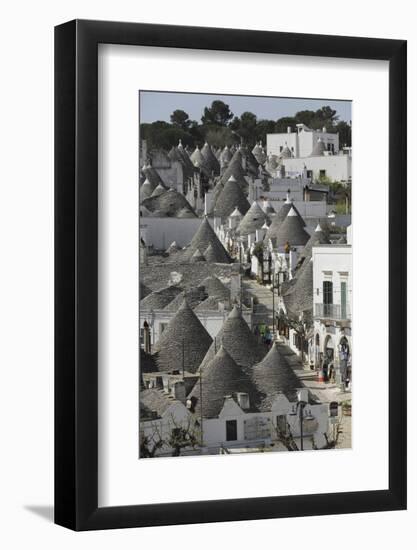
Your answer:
[322,126,327,133]
[230,274,242,304]
[237,392,250,410]
[289,249,298,276]
[287,126,292,134]
[256,227,266,242]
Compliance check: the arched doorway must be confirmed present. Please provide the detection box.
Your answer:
[323,335,335,381]
[339,336,351,388]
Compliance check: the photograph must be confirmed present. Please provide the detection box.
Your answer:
[139,91,352,458]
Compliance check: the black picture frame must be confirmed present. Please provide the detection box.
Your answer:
[55,19,407,531]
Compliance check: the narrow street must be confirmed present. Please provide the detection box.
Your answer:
[243,276,352,449]
[275,341,352,449]
[243,277,275,327]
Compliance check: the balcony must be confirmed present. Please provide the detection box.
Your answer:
[315,303,351,321]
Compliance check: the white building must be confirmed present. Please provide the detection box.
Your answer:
[188,346,329,453]
[311,231,352,386]
[267,124,340,159]
[266,124,351,184]
[282,153,351,185]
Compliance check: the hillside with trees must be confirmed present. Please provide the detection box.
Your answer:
[140,100,351,151]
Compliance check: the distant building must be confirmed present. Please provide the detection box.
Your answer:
[267,124,340,158]
[267,124,351,184]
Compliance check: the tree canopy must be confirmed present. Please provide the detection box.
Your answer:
[140,102,351,153]
[201,100,233,126]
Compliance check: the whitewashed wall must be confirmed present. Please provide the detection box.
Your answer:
[283,155,351,182]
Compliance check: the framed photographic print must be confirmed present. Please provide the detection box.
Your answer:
[55,20,407,530]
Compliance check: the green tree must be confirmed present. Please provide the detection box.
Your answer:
[295,109,315,127]
[201,100,233,126]
[310,106,339,130]
[255,119,276,144]
[229,111,258,147]
[335,120,352,147]
[170,109,191,130]
[275,116,297,133]
[205,126,239,148]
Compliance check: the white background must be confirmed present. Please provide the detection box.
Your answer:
[0,0,415,548]
[99,45,389,506]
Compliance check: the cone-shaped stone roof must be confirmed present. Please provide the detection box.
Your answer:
[183,217,232,263]
[168,146,183,163]
[261,199,275,214]
[189,248,206,263]
[164,287,208,312]
[220,145,233,164]
[188,346,258,418]
[213,177,250,219]
[141,165,165,187]
[140,281,152,300]
[165,241,180,255]
[268,207,310,247]
[219,156,246,185]
[177,207,198,218]
[202,243,220,263]
[152,300,213,373]
[140,178,154,201]
[265,154,280,172]
[279,144,293,159]
[266,202,305,243]
[251,343,301,410]
[252,142,266,164]
[190,146,206,167]
[150,183,166,198]
[201,142,220,175]
[199,305,267,371]
[310,138,326,157]
[296,223,330,267]
[237,201,270,236]
[200,275,230,302]
[140,285,183,310]
[282,259,314,317]
[142,189,197,218]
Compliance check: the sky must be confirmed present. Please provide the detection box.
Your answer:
[139,91,352,125]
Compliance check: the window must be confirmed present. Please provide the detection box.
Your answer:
[341,281,347,319]
[306,170,313,179]
[226,420,238,441]
[319,169,326,178]
[323,280,333,316]
[159,322,168,335]
[279,145,283,152]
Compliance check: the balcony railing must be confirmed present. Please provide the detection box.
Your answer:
[315,303,351,320]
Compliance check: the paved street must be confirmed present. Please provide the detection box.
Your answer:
[243,278,275,326]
